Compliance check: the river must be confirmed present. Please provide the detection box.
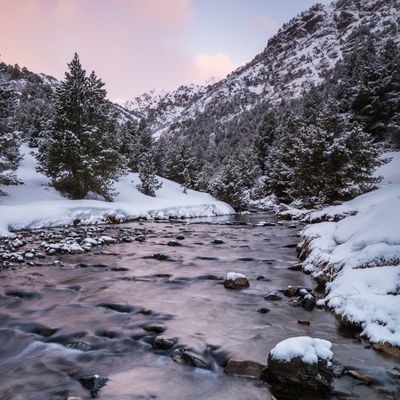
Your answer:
[0,213,398,399]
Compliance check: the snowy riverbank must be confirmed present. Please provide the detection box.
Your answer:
[0,146,234,236]
[299,153,400,347]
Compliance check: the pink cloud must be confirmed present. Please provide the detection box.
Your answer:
[194,53,235,82]
[0,0,219,100]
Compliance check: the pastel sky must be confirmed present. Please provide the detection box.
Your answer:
[0,0,329,101]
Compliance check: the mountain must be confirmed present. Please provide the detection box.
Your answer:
[133,0,400,147]
[125,84,208,137]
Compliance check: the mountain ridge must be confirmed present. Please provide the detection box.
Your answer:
[130,0,400,141]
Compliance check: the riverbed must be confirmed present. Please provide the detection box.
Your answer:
[0,213,398,399]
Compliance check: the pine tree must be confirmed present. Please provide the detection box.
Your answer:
[254,109,277,173]
[37,53,124,200]
[209,152,258,211]
[127,120,154,172]
[0,81,21,195]
[209,159,248,212]
[163,144,199,187]
[267,99,383,204]
[136,152,162,196]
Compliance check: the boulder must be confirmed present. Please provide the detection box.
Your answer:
[152,336,177,351]
[262,337,334,399]
[79,375,108,398]
[142,324,166,334]
[283,285,298,297]
[224,272,250,289]
[168,240,181,247]
[264,292,282,301]
[301,294,316,311]
[224,359,266,379]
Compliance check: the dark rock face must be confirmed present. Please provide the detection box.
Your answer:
[79,375,108,398]
[262,355,334,399]
[224,359,266,379]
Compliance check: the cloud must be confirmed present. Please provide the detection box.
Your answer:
[0,0,199,99]
[194,53,236,82]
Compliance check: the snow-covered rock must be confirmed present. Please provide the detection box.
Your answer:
[264,337,334,398]
[224,272,250,289]
[0,145,234,236]
[270,337,333,364]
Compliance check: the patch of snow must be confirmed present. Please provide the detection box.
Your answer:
[226,272,247,281]
[270,336,333,364]
[0,145,234,236]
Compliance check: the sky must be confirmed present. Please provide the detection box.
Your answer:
[0,0,330,101]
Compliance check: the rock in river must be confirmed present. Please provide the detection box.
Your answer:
[79,375,108,398]
[224,272,250,289]
[264,292,282,301]
[262,336,334,399]
[224,359,266,379]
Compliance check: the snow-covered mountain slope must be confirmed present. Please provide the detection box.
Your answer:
[125,84,208,137]
[134,0,400,140]
[0,146,234,236]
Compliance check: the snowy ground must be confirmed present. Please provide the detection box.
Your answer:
[299,153,400,346]
[0,145,234,236]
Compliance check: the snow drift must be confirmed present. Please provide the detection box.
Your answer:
[0,146,234,236]
[300,152,400,346]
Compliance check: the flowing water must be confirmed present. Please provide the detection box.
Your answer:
[0,213,399,400]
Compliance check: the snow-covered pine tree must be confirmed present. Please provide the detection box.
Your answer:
[0,80,21,195]
[126,120,154,172]
[379,39,400,147]
[118,119,137,170]
[254,109,277,173]
[267,97,383,204]
[266,113,301,202]
[209,152,258,211]
[37,53,124,200]
[136,151,162,197]
[162,143,199,188]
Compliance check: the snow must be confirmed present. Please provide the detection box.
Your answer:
[300,152,400,346]
[226,272,247,281]
[270,336,333,364]
[0,145,234,236]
